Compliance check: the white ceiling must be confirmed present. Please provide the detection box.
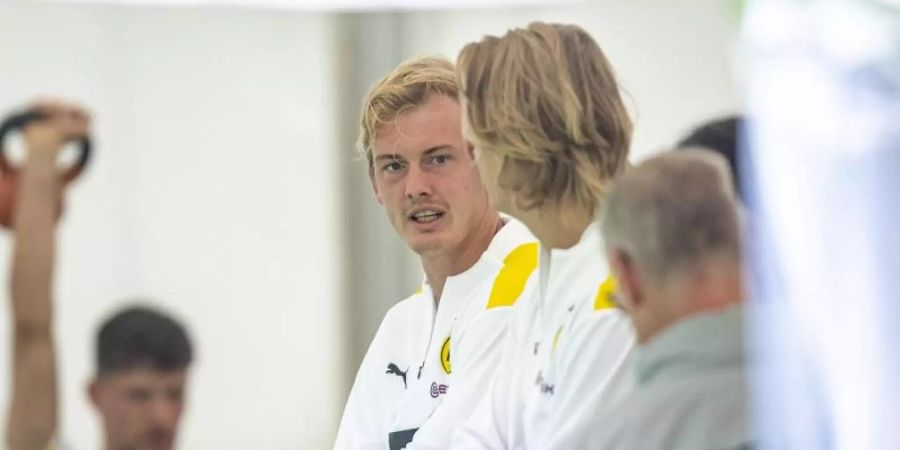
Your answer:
[43,0,581,11]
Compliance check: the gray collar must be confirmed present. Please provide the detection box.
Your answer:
[636,306,745,386]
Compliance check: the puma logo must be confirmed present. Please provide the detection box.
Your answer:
[386,363,408,389]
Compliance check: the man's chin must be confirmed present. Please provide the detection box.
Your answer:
[140,435,175,450]
[407,236,447,256]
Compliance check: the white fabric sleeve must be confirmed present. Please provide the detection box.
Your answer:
[541,310,636,449]
[334,314,396,450]
[447,322,522,450]
[405,307,514,450]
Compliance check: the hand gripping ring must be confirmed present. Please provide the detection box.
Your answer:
[0,109,93,228]
[0,109,92,181]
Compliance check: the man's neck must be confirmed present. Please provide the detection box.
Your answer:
[422,213,503,303]
[640,259,744,345]
[515,203,592,250]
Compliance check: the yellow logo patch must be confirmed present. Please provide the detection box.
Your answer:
[440,336,452,374]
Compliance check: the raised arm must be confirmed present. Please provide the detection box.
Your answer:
[6,101,89,450]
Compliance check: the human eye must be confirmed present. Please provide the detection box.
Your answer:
[427,153,451,165]
[382,160,406,173]
[127,388,152,403]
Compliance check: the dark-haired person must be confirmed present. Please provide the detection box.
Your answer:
[677,116,744,200]
[4,100,193,450]
[88,306,193,450]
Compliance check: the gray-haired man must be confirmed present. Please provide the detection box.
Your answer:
[563,150,751,450]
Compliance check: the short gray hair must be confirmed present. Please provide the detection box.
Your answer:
[600,150,741,280]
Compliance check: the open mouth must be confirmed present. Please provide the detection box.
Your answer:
[409,209,445,224]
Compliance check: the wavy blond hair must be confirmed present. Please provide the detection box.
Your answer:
[458,22,632,215]
[358,55,459,165]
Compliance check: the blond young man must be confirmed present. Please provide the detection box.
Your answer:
[452,22,637,448]
[334,56,537,450]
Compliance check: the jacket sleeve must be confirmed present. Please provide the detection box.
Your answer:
[405,306,515,449]
[542,309,636,449]
[334,308,403,450]
[446,334,519,450]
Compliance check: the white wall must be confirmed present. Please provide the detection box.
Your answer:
[0,3,342,448]
[399,0,742,160]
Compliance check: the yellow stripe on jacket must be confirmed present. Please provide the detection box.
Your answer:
[486,242,539,309]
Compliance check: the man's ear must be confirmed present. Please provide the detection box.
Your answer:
[87,377,102,409]
[608,248,644,312]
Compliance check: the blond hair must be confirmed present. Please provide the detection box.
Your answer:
[358,55,459,165]
[458,22,632,215]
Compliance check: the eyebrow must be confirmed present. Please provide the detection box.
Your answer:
[373,145,454,163]
[374,154,404,163]
[422,145,453,156]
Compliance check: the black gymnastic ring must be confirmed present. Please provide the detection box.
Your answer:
[0,109,92,181]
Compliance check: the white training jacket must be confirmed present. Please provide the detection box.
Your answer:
[452,221,636,449]
[334,219,538,450]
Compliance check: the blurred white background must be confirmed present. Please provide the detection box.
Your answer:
[0,0,739,448]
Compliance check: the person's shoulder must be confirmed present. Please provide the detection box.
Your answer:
[556,289,635,387]
[608,372,749,450]
[377,287,428,329]
[568,274,633,341]
[642,366,747,418]
[387,287,427,315]
[490,217,536,254]
[480,220,539,311]
[364,288,429,349]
